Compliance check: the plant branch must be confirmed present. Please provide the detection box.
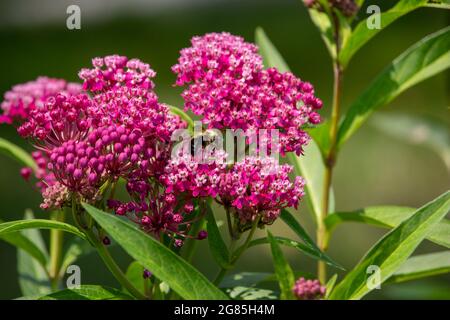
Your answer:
[317,11,343,284]
[49,209,65,290]
[213,216,260,285]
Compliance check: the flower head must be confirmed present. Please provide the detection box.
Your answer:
[79,55,156,92]
[17,93,91,146]
[161,149,227,198]
[172,32,263,86]
[219,156,305,228]
[293,277,326,300]
[173,33,322,155]
[0,77,81,124]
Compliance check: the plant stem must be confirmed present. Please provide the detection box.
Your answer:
[213,217,260,286]
[317,10,344,283]
[70,199,147,300]
[317,59,343,285]
[87,230,147,300]
[49,210,65,290]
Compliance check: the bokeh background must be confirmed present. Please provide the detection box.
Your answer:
[0,0,448,299]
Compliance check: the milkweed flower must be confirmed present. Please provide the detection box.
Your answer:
[108,181,207,246]
[172,32,263,86]
[17,93,92,146]
[161,149,228,198]
[218,156,305,229]
[78,55,156,92]
[173,32,322,156]
[6,55,186,209]
[293,277,326,300]
[0,77,81,124]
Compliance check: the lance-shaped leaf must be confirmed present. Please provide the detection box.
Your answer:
[17,211,51,297]
[339,0,428,68]
[329,190,450,300]
[0,137,36,171]
[267,231,296,300]
[386,251,450,284]
[370,113,450,172]
[255,27,290,72]
[206,204,231,268]
[246,236,343,270]
[338,27,450,147]
[82,203,228,300]
[0,219,86,240]
[38,285,134,300]
[325,206,450,248]
[280,209,343,269]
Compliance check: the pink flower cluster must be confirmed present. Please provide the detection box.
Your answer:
[1,32,323,240]
[161,152,305,228]
[161,149,227,198]
[0,77,81,125]
[218,157,305,226]
[2,55,185,212]
[172,32,322,155]
[293,277,326,300]
[108,179,206,247]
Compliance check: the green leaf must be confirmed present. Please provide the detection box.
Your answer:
[0,137,36,170]
[386,251,450,284]
[221,272,272,288]
[38,285,134,300]
[0,219,86,240]
[248,236,344,270]
[370,113,450,172]
[267,231,296,300]
[325,206,450,248]
[329,190,450,300]
[255,27,290,72]
[307,9,336,60]
[124,261,146,294]
[280,209,343,269]
[0,218,48,268]
[339,0,428,68]
[167,104,195,131]
[17,210,51,297]
[338,26,450,147]
[206,204,231,268]
[225,286,278,300]
[59,237,93,278]
[82,203,228,300]
[1,232,48,268]
[254,27,335,221]
[307,120,331,157]
[325,274,338,299]
[425,0,450,9]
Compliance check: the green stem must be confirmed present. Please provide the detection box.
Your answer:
[213,217,260,286]
[49,210,65,290]
[88,230,147,299]
[71,199,147,300]
[318,57,343,285]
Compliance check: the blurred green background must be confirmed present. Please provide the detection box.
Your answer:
[0,0,448,299]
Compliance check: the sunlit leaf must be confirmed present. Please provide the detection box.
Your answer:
[338,27,450,146]
[83,203,228,300]
[330,190,450,299]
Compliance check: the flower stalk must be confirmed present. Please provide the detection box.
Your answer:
[317,11,344,284]
[49,209,65,289]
